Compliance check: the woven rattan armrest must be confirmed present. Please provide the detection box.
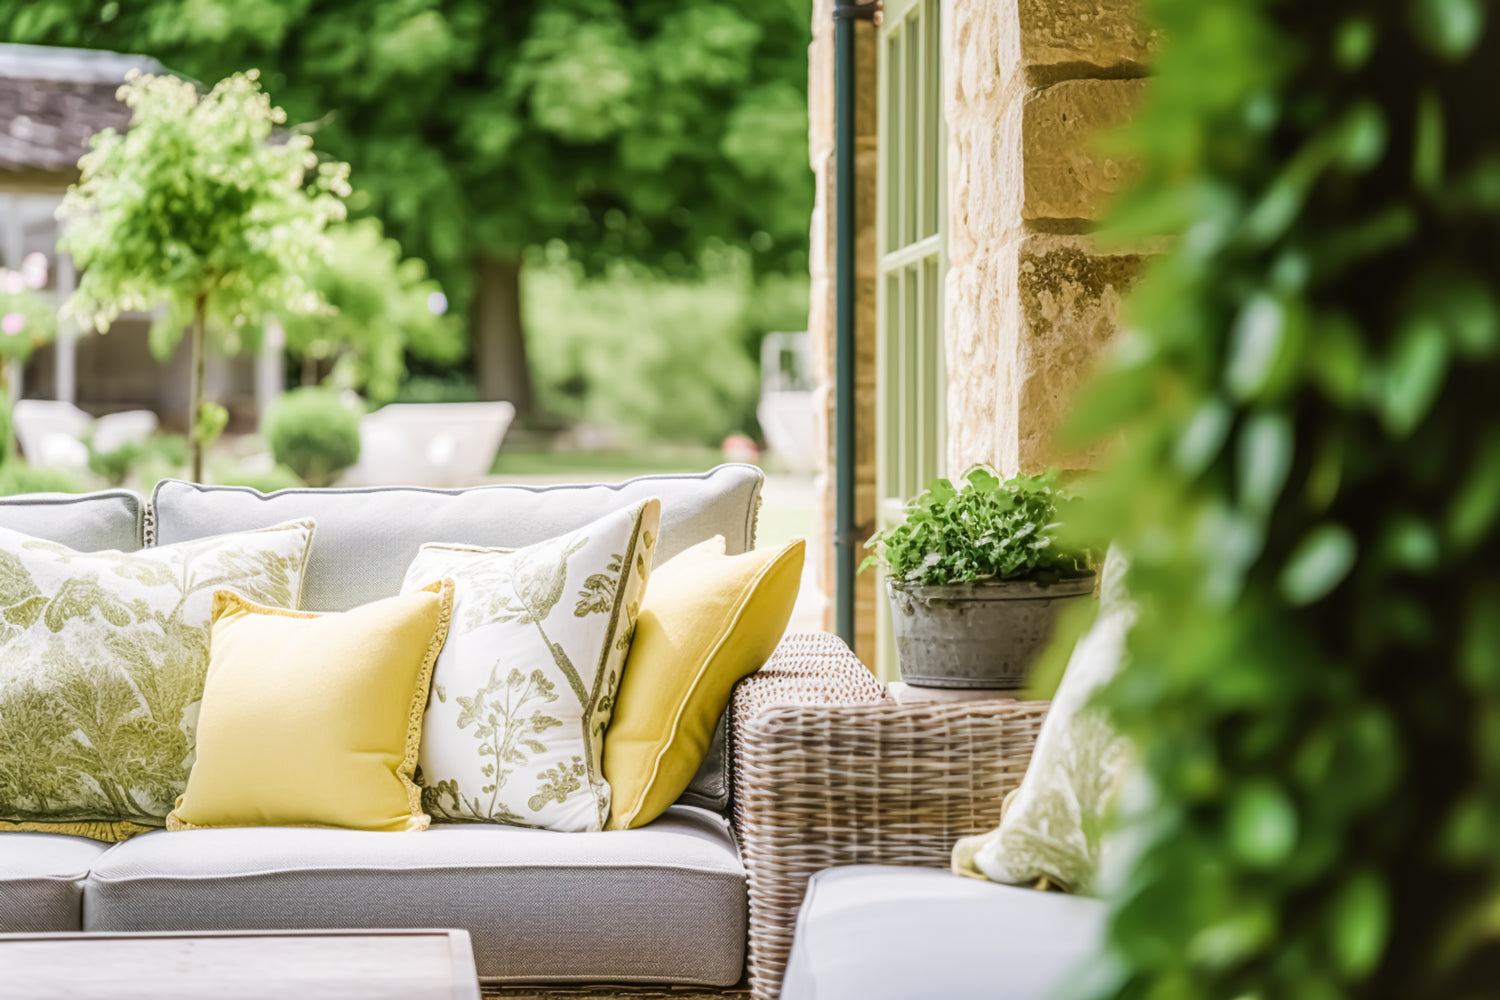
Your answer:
[727,631,1049,999]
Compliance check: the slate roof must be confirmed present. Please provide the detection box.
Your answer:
[0,44,164,175]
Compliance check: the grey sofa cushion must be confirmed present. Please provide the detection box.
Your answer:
[150,464,762,611]
[0,833,110,932]
[85,807,747,985]
[782,866,1108,1000]
[150,464,763,812]
[0,490,143,551]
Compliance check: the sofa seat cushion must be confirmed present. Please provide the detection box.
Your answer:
[84,806,747,985]
[0,833,110,932]
[782,866,1107,1000]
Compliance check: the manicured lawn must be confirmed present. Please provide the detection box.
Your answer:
[489,445,725,479]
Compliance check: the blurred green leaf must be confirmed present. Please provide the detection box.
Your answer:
[1329,872,1389,976]
[1226,295,1295,400]
[1414,89,1446,191]
[1279,524,1357,606]
[1174,398,1233,476]
[1379,318,1449,436]
[1237,411,1293,516]
[1229,780,1298,868]
[1410,0,1485,59]
[1334,17,1377,70]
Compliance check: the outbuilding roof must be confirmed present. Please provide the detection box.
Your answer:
[0,43,165,176]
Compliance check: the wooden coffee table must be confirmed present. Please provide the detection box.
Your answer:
[0,928,481,1000]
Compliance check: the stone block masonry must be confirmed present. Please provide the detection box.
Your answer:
[946,0,1153,475]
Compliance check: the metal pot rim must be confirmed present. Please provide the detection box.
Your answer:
[887,574,1097,601]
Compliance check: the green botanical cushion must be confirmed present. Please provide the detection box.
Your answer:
[0,520,315,841]
[953,602,1134,895]
[403,499,659,832]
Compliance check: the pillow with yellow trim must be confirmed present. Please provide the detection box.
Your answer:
[0,519,315,842]
[605,535,804,830]
[166,581,454,833]
[404,499,659,833]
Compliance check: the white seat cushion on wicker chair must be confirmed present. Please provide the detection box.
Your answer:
[782,866,1107,1000]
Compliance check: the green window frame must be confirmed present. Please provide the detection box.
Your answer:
[875,0,947,678]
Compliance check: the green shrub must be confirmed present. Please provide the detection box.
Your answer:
[0,464,87,496]
[87,439,141,487]
[525,255,807,445]
[88,433,189,488]
[1065,1,1500,996]
[208,460,304,494]
[264,388,361,488]
[863,468,1090,586]
[130,434,191,494]
[394,374,479,404]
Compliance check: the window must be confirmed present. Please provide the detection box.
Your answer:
[876,0,946,677]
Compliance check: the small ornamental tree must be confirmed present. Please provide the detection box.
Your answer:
[1064,0,1500,997]
[59,70,349,481]
[281,218,464,403]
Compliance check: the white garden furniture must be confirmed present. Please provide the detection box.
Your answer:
[338,401,516,488]
[12,400,157,471]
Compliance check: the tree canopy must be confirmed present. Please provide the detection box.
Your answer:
[8,0,814,406]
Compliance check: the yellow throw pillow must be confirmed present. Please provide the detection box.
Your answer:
[167,581,454,833]
[605,536,804,830]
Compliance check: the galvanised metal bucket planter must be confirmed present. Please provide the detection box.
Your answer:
[888,575,1096,689]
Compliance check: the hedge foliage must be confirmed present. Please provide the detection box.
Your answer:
[1067,1,1500,996]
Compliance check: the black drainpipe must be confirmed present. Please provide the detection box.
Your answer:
[832,0,877,646]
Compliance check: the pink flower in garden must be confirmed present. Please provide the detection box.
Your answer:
[1,313,24,336]
[20,253,48,290]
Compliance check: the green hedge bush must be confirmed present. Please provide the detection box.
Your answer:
[1070,1,1500,996]
[525,255,807,445]
[264,388,361,488]
[0,464,86,496]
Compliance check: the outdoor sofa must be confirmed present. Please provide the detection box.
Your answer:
[0,464,1063,998]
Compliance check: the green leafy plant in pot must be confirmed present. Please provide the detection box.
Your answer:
[864,468,1094,689]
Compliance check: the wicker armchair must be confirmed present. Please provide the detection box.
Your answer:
[730,632,1049,1000]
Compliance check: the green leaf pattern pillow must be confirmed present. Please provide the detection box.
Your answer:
[0,520,315,840]
[953,553,1134,895]
[403,499,658,833]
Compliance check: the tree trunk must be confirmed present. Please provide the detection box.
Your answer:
[302,352,319,388]
[188,295,208,483]
[469,254,534,413]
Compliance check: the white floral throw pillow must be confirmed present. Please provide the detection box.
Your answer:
[953,547,1135,895]
[403,499,659,832]
[0,519,315,840]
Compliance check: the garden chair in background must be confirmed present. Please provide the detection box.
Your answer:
[339,400,516,488]
[12,399,157,471]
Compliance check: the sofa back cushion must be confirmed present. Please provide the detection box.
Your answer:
[150,465,765,813]
[0,491,143,552]
[151,465,763,612]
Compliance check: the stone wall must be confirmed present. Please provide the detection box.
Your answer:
[806,0,880,663]
[945,0,1151,474]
